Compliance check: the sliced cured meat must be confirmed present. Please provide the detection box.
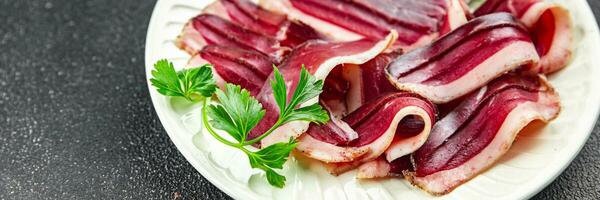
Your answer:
[356,155,412,178]
[220,0,323,47]
[190,45,275,96]
[177,0,323,61]
[260,0,468,49]
[343,52,402,112]
[474,0,573,74]
[251,32,397,147]
[404,74,560,195]
[177,14,286,60]
[386,13,540,103]
[298,92,435,163]
[259,0,363,41]
[320,52,402,116]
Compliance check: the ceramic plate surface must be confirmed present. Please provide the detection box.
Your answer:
[145,0,600,199]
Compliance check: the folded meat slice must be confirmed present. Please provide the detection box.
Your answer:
[386,13,540,104]
[260,0,468,49]
[474,0,573,74]
[298,92,436,164]
[251,32,397,147]
[404,74,560,195]
[186,46,274,96]
[343,52,402,112]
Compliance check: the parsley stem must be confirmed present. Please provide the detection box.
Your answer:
[202,98,242,148]
[243,118,284,146]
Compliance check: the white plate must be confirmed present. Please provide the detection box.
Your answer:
[145,0,600,199]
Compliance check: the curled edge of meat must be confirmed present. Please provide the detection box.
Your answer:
[403,75,560,195]
[258,32,398,147]
[522,2,574,74]
[296,105,433,164]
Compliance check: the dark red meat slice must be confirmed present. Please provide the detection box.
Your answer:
[261,0,467,49]
[386,13,539,103]
[404,74,560,195]
[220,0,322,47]
[474,0,573,74]
[198,45,275,96]
[191,14,284,60]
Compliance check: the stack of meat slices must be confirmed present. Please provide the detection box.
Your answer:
[176,0,571,195]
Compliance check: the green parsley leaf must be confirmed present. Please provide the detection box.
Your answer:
[270,66,288,113]
[287,65,324,110]
[207,84,265,143]
[150,59,216,101]
[246,139,297,188]
[282,104,329,125]
[271,65,329,125]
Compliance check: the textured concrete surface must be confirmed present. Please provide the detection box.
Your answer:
[0,0,598,199]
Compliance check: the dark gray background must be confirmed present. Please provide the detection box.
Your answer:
[0,0,598,199]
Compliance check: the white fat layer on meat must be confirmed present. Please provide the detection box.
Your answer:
[203,1,230,20]
[296,134,370,163]
[405,89,560,195]
[260,32,397,147]
[176,1,228,55]
[389,41,540,104]
[341,64,363,113]
[356,157,391,179]
[399,0,468,51]
[385,107,433,162]
[176,22,207,55]
[520,2,573,74]
[446,0,469,32]
[259,0,366,41]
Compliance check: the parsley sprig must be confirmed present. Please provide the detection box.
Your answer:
[150,60,329,188]
[150,59,216,101]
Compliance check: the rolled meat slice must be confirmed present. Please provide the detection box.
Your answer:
[404,74,560,195]
[259,0,468,49]
[386,13,540,103]
[251,32,398,147]
[295,50,435,168]
[474,0,573,74]
[298,92,436,164]
[343,52,403,112]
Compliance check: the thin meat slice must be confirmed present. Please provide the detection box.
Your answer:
[474,0,573,74]
[187,46,275,96]
[260,0,468,49]
[176,0,324,61]
[298,92,436,163]
[343,52,402,112]
[220,0,323,47]
[251,32,397,147]
[356,155,412,178]
[386,13,540,104]
[177,14,286,61]
[404,74,560,195]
